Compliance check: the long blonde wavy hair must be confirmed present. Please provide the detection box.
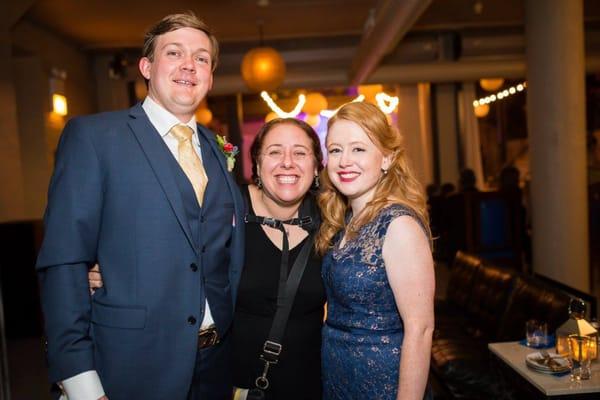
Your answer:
[315,102,431,255]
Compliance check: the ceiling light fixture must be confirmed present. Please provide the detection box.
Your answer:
[241,21,286,92]
[479,78,505,92]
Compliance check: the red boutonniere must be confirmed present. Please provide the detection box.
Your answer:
[216,135,239,172]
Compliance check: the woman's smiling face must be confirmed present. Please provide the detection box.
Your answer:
[257,123,318,208]
[326,119,389,207]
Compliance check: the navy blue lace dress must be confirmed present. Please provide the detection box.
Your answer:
[321,204,428,400]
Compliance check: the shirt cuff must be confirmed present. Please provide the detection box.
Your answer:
[61,370,105,400]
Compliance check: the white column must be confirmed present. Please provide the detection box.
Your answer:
[434,83,460,186]
[525,0,589,291]
[458,82,485,189]
[396,83,434,186]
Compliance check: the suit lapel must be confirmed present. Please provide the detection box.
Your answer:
[197,126,227,172]
[128,104,198,256]
[197,125,244,225]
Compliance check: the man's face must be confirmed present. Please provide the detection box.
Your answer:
[139,27,213,122]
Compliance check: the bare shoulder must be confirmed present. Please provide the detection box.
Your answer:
[384,214,430,249]
[382,213,433,273]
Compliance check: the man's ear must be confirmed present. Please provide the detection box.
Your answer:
[139,57,152,80]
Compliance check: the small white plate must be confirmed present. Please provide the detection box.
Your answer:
[526,352,569,373]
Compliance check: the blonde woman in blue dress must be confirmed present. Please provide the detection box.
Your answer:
[316,102,434,400]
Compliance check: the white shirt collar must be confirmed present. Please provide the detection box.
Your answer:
[142,96,198,138]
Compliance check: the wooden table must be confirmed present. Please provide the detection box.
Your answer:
[489,341,600,399]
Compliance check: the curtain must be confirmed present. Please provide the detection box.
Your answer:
[458,82,486,189]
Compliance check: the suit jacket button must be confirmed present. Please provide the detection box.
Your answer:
[201,246,206,253]
[187,316,197,325]
[190,263,198,272]
[200,216,205,223]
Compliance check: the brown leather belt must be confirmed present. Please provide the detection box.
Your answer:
[198,325,219,349]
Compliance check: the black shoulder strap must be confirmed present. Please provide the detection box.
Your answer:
[255,233,315,391]
[242,186,319,391]
[267,233,314,343]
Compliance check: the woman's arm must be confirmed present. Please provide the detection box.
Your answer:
[382,216,435,400]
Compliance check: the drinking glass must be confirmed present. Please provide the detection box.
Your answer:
[526,319,548,347]
[567,334,592,381]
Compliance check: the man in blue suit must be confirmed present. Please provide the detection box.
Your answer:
[36,13,244,400]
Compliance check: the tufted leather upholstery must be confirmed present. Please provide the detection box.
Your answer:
[445,251,482,309]
[431,252,576,400]
[434,251,483,339]
[464,262,516,337]
[496,275,570,341]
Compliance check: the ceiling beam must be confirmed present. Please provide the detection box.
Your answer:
[348,0,432,85]
[0,0,36,30]
[211,56,600,95]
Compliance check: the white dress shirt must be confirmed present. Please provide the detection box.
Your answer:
[61,97,214,399]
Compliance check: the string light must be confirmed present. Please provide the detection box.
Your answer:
[262,90,400,120]
[473,81,527,108]
[375,92,399,114]
[260,91,306,118]
[320,95,365,118]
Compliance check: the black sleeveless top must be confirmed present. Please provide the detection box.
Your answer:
[232,186,325,399]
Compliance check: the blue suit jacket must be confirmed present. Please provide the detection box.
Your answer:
[36,104,245,399]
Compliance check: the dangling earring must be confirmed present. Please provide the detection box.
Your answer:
[382,156,391,176]
[256,176,263,189]
[313,174,320,189]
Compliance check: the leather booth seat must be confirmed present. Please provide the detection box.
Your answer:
[431,251,572,399]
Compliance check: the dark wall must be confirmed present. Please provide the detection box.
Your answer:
[0,221,44,339]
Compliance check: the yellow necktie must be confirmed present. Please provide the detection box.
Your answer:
[170,124,208,207]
